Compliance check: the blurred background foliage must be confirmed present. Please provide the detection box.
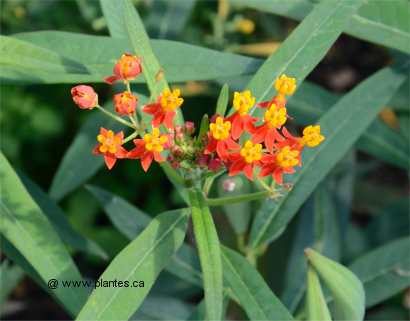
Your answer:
[0,0,409,320]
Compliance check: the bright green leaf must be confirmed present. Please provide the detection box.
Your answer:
[76,209,189,320]
[0,152,88,316]
[306,248,365,321]
[306,266,331,321]
[215,84,229,117]
[221,246,293,321]
[189,189,223,321]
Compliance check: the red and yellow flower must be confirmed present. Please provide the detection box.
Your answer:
[127,128,168,172]
[104,53,142,84]
[204,116,239,161]
[114,91,138,115]
[228,140,263,180]
[226,90,257,139]
[259,145,300,184]
[93,128,127,170]
[250,103,288,152]
[71,85,98,109]
[142,88,183,129]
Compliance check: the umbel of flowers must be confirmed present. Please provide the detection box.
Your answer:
[71,52,324,189]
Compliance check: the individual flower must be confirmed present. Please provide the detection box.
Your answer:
[204,116,239,161]
[71,85,98,109]
[127,128,168,172]
[250,103,288,152]
[228,140,263,180]
[142,88,184,129]
[257,94,287,109]
[93,128,127,170]
[274,74,296,96]
[259,145,300,184]
[104,53,142,84]
[113,91,138,115]
[226,90,257,139]
[301,125,325,147]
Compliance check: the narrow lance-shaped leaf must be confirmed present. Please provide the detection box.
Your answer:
[243,0,364,112]
[230,0,410,54]
[249,62,409,247]
[0,152,88,316]
[221,246,293,321]
[8,32,263,84]
[306,266,332,321]
[215,84,229,117]
[306,249,365,321]
[86,185,202,287]
[76,209,189,320]
[19,174,107,259]
[348,236,410,307]
[189,188,223,321]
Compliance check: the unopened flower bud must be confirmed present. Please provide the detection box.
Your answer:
[71,85,98,110]
[184,121,195,135]
[113,91,138,115]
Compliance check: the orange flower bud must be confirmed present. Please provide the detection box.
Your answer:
[105,53,142,84]
[71,85,98,109]
[113,91,138,115]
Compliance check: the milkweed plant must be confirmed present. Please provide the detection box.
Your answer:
[1,0,409,320]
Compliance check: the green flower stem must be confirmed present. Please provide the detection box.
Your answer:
[122,131,138,144]
[95,105,135,129]
[206,191,270,206]
[189,188,223,321]
[160,162,186,186]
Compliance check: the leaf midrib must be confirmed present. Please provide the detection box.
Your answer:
[92,212,186,320]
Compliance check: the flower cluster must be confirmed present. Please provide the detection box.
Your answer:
[71,52,324,186]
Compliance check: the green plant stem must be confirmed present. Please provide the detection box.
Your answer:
[122,131,138,144]
[206,191,270,206]
[95,105,135,129]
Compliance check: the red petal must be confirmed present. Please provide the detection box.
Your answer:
[229,159,245,176]
[225,138,240,150]
[273,168,283,185]
[152,112,165,127]
[104,154,117,170]
[232,115,244,140]
[141,152,154,172]
[265,128,276,153]
[164,111,176,129]
[216,141,229,160]
[257,101,271,108]
[116,146,128,158]
[142,103,161,115]
[243,164,254,180]
[204,138,217,154]
[104,75,118,84]
[92,145,101,155]
[153,151,164,162]
[251,125,268,144]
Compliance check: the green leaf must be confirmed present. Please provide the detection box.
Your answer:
[189,188,223,321]
[144,0,196,39]
[76,209,189,320]
[0,152,88,316]
[215,84,229,117]
[0,35,89,84]
[6,31,262,84]
[249,62,409,248]
[281,182,341,312]
[306,266,331,321]
[49,109,123,201]
[86,185,202,287]
[216,174,252,235]
[306,249,365,321]
[349,237,410,307]
[131,295,193,320]
[19,174,107,259]
[231,0,410,54]
[0,260,24,304]
[99,0,127,38]
[243,0,364,110]
[221,246,293,321]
